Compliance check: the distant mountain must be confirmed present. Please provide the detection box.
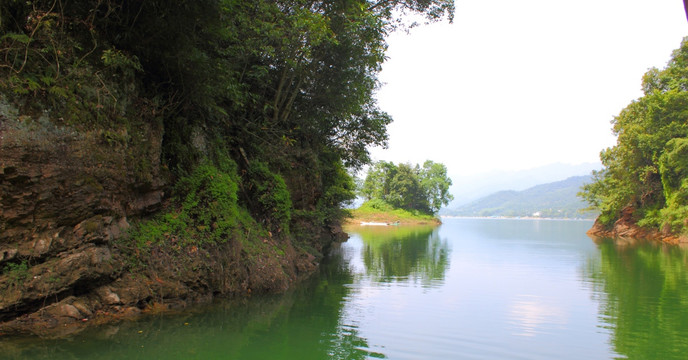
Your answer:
[447,162,602,207]
[442,175,598,219]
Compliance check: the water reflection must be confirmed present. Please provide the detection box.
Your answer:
[348,225,450,287]
[508,294,568,337]
[584,238,688,360]
[10,219,688,359]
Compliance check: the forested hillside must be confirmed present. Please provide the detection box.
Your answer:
[447,175,596,219]
[581,37,688,238]
[0,0,453,335]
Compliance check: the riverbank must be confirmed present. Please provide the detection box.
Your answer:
[345,204,441,226]
[586,207,688,245]
[441,215,594,221]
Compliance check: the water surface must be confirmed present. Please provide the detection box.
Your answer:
[3,218,688,359]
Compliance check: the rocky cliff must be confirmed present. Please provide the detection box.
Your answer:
[0,98,335,337]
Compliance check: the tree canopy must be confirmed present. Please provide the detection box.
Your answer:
[360,160,453,214]
[580,36,688,234]
[0,0,454,233]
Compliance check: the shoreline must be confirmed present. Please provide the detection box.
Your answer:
[345,213,441,226]
[439,215,595,221]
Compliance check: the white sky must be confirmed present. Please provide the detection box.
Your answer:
[371,0,687,177]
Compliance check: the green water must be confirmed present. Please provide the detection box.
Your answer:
[3,218,688,359]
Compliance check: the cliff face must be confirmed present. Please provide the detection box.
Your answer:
[0,98,157,334]
[0,99,331,337]
[587,206,688,245]
[0,0,409,337]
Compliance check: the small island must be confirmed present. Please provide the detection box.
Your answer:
[346,160,452,226]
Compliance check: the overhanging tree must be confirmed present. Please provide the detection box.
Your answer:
[1,0,455,229]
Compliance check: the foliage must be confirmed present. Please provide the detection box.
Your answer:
[0,0,453,169]
[316,155,357,222]
[1,0,455,252]
[360,160,453,214]
[581,37,688,234]
[419,160,454,213]
[248,161,292,234]
[657,138,688,231]
[2,260,29,287]
[132,162,244,248]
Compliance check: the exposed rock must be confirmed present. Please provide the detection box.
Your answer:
[95,286,122,305]
[587,206,688,245]
[52,303,83,320]
[0,100,167,335]
[0,98,334,337]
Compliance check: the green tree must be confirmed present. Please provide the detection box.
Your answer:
[360,160,453,214]
[581,37,688,233]
[420,160,454,213]
[387,163,429,211]
[360,161,397,201]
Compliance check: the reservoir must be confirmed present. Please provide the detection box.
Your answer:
[3,218,688,359]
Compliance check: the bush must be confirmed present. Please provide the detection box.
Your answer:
[248,161,292,233]
[132,161,242,248]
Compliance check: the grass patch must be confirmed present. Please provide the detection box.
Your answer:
[2,260,30,289]
[349,199,440,225]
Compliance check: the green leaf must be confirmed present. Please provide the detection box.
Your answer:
[2,32,31,44]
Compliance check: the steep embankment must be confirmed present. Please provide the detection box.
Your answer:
[0,97,329,337]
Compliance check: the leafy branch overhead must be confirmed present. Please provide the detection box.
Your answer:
[1,0,453,170]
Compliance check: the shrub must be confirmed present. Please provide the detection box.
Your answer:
[248,161,292,233]
[132,161,242,248]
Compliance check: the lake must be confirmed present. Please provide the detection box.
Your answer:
[3,217,688,359]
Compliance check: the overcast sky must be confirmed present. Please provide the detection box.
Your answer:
[370,0,687,178]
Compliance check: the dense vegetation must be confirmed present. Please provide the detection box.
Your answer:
[448,175,597,219]
[581,37,688,234]
[359,160,453,215]
[0,1,453,252]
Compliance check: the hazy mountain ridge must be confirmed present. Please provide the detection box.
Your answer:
[443,175,598,219]
[447,162,602,207]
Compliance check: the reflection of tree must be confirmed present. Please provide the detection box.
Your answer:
[356,226,450,285]
[584,239,688,360]
[2,244,375,360]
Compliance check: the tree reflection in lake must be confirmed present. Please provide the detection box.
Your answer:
[584,238,688,360]
[348,225,450,287]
